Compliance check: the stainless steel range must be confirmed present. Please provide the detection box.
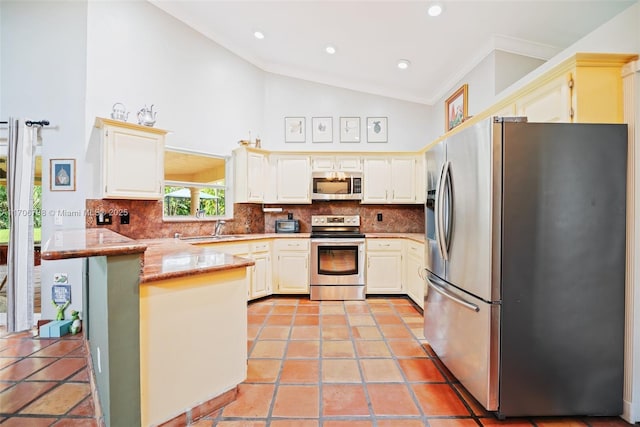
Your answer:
[310,215,365,301]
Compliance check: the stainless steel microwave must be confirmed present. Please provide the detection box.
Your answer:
[311,171,362,201]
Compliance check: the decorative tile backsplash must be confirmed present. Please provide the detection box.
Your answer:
[85,199,264,239]
[263,201,424,234]
[86,199,424,239]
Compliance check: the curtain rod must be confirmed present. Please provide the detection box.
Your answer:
[0,120,50,128]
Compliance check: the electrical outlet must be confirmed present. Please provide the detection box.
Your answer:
[120,212,130,225]
[96,212,112,225]
[377,213,383,222]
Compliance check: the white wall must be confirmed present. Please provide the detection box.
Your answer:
[425,51,496,143]
[85,0,265,160]
[494,51,545,94]
[0,0,88,320]
[427,2,640,145]
[495,2,640,104]
[262,73,432,152]
[84,1,432,158]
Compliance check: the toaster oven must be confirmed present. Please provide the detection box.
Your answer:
[275,219,300,233]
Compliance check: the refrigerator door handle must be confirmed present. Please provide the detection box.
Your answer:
[436,161,450,261]
[427,273,479,312]
[442,161,453,256]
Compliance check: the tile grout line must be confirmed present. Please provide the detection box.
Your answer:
[349,299,378,427]
[264,298,297,426]
[372,298,428,425]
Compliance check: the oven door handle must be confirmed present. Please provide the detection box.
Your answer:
[311,239,365,245]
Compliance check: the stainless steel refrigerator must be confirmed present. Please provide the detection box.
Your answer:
[423,117,627,418]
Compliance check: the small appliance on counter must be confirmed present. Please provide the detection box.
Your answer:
[275,219,300,233]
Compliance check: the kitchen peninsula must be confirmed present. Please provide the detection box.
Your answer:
[41,229,253,427]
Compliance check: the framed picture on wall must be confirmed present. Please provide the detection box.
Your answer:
[312,117,333,143]
[339,117,360,142]
[445,84,468,132]
[50,159,76,191]
[366,117,388,142]
[284,117,306,142]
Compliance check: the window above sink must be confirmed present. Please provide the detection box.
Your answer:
[163,147,232,221]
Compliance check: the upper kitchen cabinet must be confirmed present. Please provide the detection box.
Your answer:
[515,73,571,122]
[362,156,421,204]
[312,155,362,172]
[95,118,166,200]
[271,154,311,203]
[503,53,638,123]
[234,147,268,203]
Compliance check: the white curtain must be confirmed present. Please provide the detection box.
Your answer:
[7,118,37,332]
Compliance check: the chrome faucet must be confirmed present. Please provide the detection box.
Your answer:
[213,220,226,237]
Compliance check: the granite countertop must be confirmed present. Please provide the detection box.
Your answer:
[41,229,424,284]
[138,238,254,283]
[40,229,255,284]
[181,233,311,244]
[365,233,425,243]
[41,228,148,260]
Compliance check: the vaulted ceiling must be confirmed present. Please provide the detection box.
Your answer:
[150,0,635,105]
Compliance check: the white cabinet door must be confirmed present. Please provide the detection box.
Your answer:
[311,157,336,171]
[515,73,572,123]
[274,239,310,293]
[246,151,267,202]
[362,158,390,203]
[98,118,166,199]
[251,252,271,299]
[405,241,425,309]
[336,156,362,171]
[366,239,403,294]
[363,157,419,204]
[390,158,416,203]
[312,156,361,171]
[275,156,311,203]
[234,148,267,203]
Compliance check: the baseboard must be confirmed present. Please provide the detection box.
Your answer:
[157,386,239,427]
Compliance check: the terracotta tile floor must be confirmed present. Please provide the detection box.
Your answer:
[0,328,98,426]
[0,297,635,427]
[192,296,634,427]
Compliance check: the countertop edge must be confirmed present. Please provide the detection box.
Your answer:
[41,245,148,260]
[140,257,255,284]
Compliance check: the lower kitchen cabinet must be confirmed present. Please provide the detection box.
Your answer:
[199,241,271,300]
[366,239,403,294]
[250,241,272,299]
[273,239,310,294]
[405,241,425,309]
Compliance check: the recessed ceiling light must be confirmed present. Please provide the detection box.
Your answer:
[253,31,265,40]
[325,45,337,55]
[397,59,411,70]
[428,3,443,17]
